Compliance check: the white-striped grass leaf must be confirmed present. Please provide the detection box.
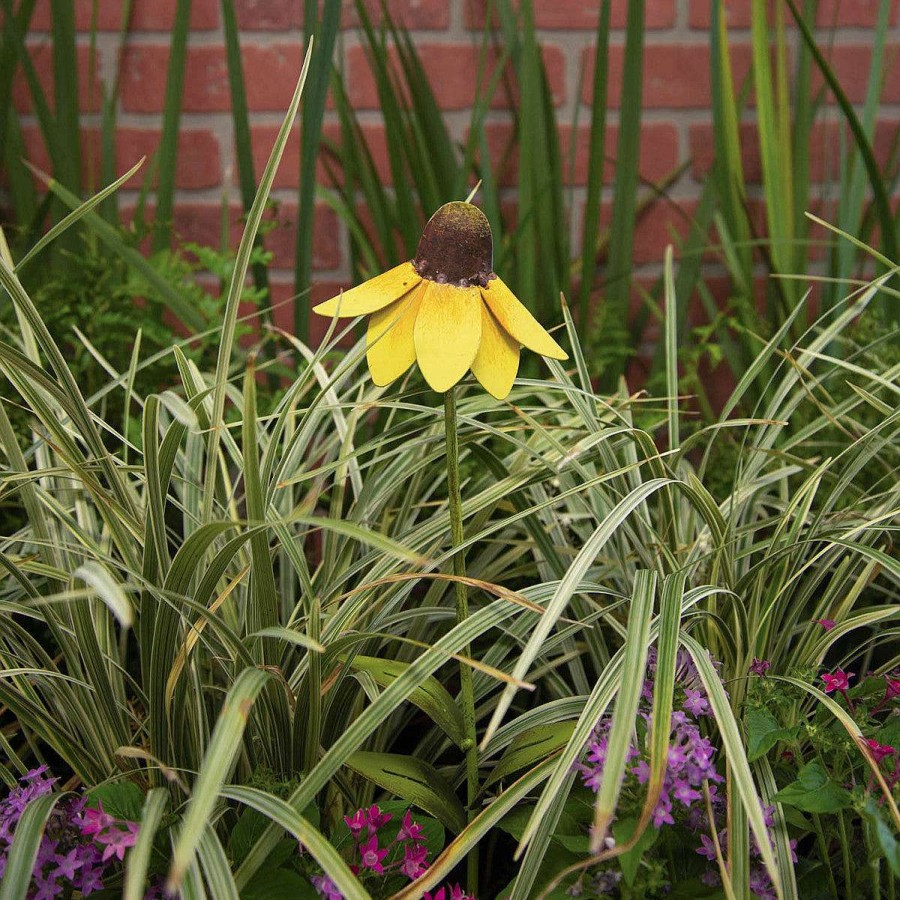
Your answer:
[167,667,272,891]
[482,478,673,748]
[590,570,656,849]
[0,791,59,900]
[14,157,145,272]
[123,787,168,900]
[680,632,782,897]
[73,560,133,628]
[221,785,371,900]
[203,43,313,524]
[196,823,241,900]
[755,757,799,900]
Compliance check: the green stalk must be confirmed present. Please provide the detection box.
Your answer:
[443,387,479,894]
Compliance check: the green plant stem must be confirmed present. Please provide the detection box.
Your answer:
[443,387,479,894]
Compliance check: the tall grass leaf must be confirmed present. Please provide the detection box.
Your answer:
[0,792,60,900]
[196,824,241,900]
[204,43,313,524]
[167,667,272,890]
[577,0,610,325]
[785,0,897,263]
[591,570,655,848]
[220,0,268,295]
[151,0,191,254]
[294,0,340,338]
[73,560,133,628]
[483,478,673,748]
[123,788,168,900]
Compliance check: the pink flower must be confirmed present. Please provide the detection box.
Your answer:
[816,619,836,631]
[358,834,389,874]
[885,676,900,700]
[400,843,429,879]
[821,669,853,693]
[865,739,896,765]
[398,810,424,843]
[96,821,139,861]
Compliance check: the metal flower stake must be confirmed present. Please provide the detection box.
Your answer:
[315,200,567,891]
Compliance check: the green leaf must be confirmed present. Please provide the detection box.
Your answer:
[346,655,466,748]
[613,816,658,887]
[861,797,900,877]
[343,751,466,834]
[744,707,801,762]
[486,722,576,788]
[88,780,145,822]
[773,760,852,813]
[242,869,319,900]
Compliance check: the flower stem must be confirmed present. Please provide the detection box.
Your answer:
[443,387,479,894]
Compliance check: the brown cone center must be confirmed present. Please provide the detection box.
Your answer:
[412,201,494,288]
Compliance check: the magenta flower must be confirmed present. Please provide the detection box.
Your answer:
[821,669,853,693]
[365,805,392,834]
[865,739,896,765]
[816,619,836,631]
[400,843,429,879]
[311,873,343,900]
[343,808,367,839]
[749,658,770,676]
[79,805,115,837]
[885,676,900,700]
[358,834,389,874]
[398,809,424,843]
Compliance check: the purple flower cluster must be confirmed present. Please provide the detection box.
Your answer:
[310,806,476,900]
[575,648,722,829]
[0,767,141,899]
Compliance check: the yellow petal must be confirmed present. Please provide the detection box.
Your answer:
[365,286,423,386]
[413,282,482,393]
[313,262,420,318]
[471,303,519,400]
[480,277,568,360]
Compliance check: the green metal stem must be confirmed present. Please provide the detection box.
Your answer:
[443,387,479,894]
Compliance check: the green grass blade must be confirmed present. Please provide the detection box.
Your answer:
[123,788,168,900]
[151,0,192,253]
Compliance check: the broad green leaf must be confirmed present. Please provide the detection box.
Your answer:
[485,722,576,788]
[344,751,466,834]
[773,760,852,814]
[613,816,659,886]
[744,707,801,763]
[347,655,466,747]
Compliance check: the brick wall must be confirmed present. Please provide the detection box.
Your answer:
[14,0,900,335]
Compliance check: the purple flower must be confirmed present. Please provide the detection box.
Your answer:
[672,779,702,806]
[652,794,674,828]
[697,833,718,861]
[311,873,343,900]
[749,658,770,676]
[397,810,424,843]
[51,848,82,881]
[358,835,389,874]
[683,688,709,717]
[400,843,429,879]
[631,760,651,784]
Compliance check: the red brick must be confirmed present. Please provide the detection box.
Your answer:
[478,120,680,187]
[465,0,675,30]
[270,280,354,344]
[260,203,342,271]
[249,122,392,189]
[582,43,752,109]
[12,43,102,113]
[28,0,219,30]
[235,0,448,30]
[346,43,566,110]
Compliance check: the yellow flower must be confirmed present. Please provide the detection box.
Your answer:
[313,201,568,399]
